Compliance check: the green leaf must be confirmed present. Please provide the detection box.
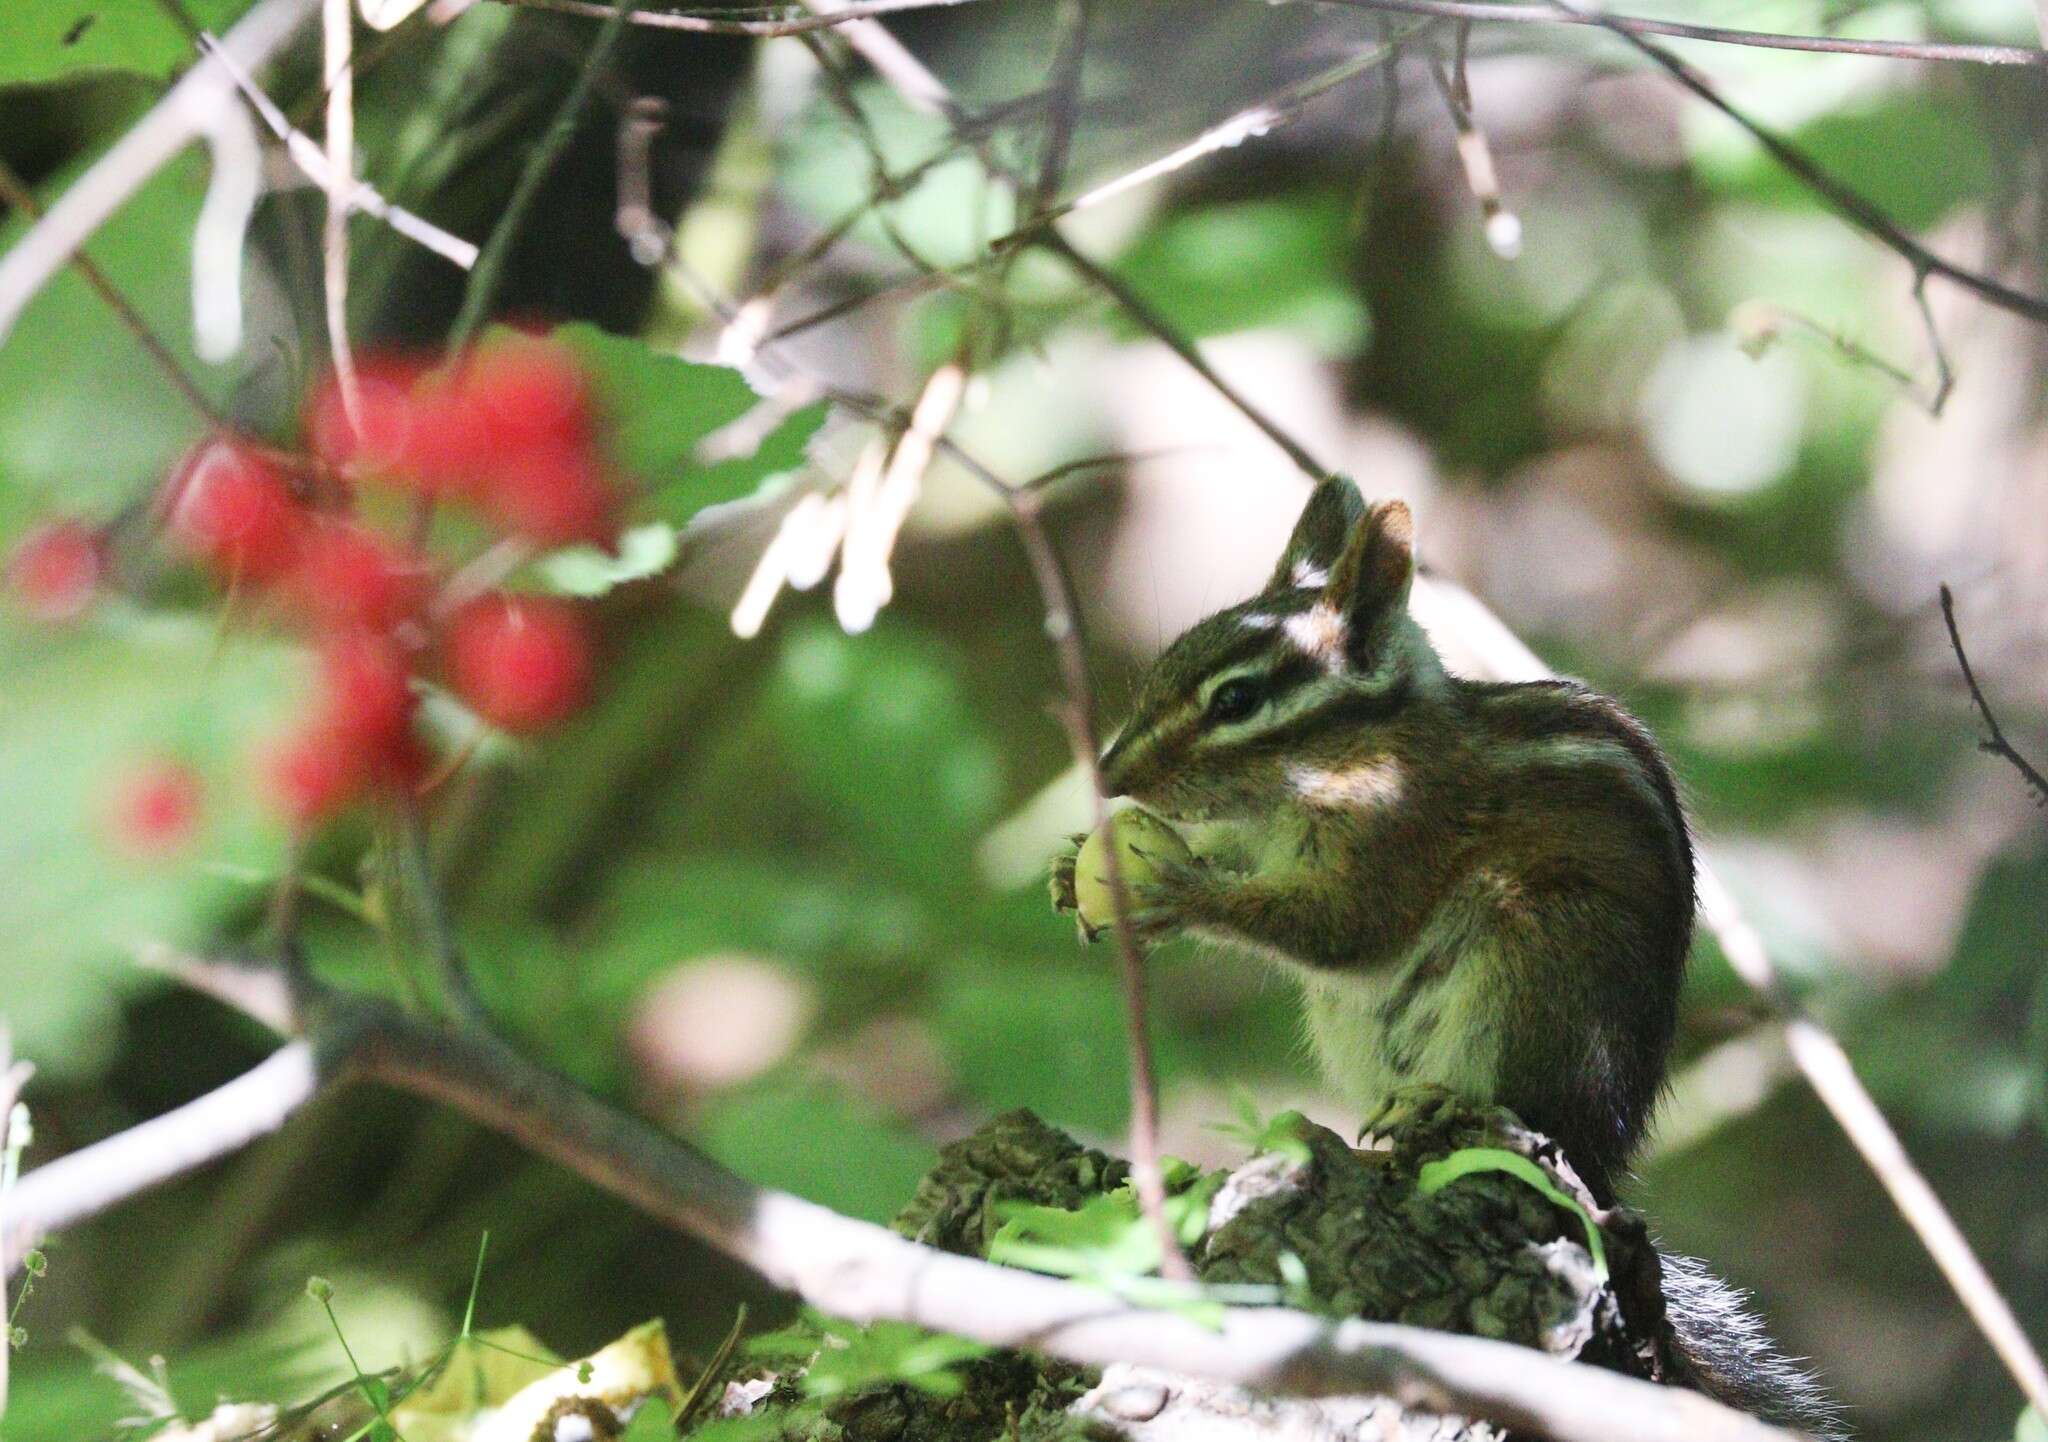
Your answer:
[764,620,1005,900]
[0,611,300,1078]
[1417,1148,1608,1283]
[538,521,679,598]
[0,0,250,86]
[541,323,826,528]
[989,1193,1159,1280]
[2016,1405,2048,1442]
[618,1395,676,1440]
[0,153,221,544]
[748,1312,988,1401]
[1209,1095,1313,1166]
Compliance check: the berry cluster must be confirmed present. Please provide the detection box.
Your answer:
[7,336,621,844]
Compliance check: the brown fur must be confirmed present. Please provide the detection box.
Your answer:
[1092,479,1693,1201]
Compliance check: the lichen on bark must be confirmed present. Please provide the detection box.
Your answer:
[698,1103,1684,1442]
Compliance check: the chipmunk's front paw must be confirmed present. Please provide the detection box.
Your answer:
[1116,852,1209,943]
[1358,1082,1524,1154]
[1047,833,1088,915]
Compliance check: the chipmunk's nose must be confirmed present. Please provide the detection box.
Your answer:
[1096,728,1138,798]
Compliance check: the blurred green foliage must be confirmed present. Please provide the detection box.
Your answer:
[3,3,2047,1441]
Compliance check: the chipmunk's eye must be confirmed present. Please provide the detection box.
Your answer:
[1205,677,1264,725]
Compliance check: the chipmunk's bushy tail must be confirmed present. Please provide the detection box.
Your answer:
[1661,1250,1849,1439]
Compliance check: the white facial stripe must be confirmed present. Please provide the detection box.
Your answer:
[1291,560,1329,588]
[1287,756,1406,810]
[1236,612,1281,631]
[1283,601,1349,673]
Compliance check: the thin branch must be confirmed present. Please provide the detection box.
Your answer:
[204,35,479,269]
[1427,29,1522,258]
[1317,0,2048,68]
[322,0,364,426]
[493,0,981,37]
[388,805,492,1027]
[0,0,313,359]
[0,157,227,429]
[1544,0,2048,327]
[0,1030,33,1421]
[444,0,646,353]
[999,482,1193,1285]
[1939,583,2048,805]
[4,1040,320,1268]
[1040,230,1329,478]
[4,974,1805,1442]
[1056,29,1417,222]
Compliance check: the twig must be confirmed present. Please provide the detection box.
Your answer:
[204,34,479,269]
[1040,231,1329,478]
[1316,0,2048,67]
[388,804,492,1027]
[4,972,1805,1442]
[322,0,364,427]
[5,1040,318,1268]
[0,1031,33,1422]
[0,157,227,429]
[0,0,312,359]
[1545,0,2048,327]
[1004,483,1195,1285]
[443,0,646,353]
[1939,583,2048,805]
[494,0,980,37]
[1427,28,1522,258]
[1055,31,1415,221]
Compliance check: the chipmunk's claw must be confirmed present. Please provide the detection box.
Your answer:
[1047,832,1087,915]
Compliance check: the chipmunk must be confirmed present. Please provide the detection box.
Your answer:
[1051,476,1841,1434]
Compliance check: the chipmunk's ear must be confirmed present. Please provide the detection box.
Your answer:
[1267,477,1366,593]
[1324,498,1414,630]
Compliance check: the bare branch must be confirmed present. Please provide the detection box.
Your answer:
[204,34,479,269]
[444,0,647,353]
[1317,0,2048,68]
[323,0,364,425]
[1939,583,2048,806]
[494,0,981,37]
[0,0,310,360]
[1543,0,2048,327]
[4,1040,320,1274]
[5,974,1805,1442]
[0,157,227,429]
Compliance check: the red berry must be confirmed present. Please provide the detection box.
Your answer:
[169,440,306,584]
[292,523,428,633]
[391,378,500,498]
[264,727,366,827]
[317,632,416,745]
[7,519,101,622]
[307,357,430,473]
[447,593,592,733]
[109,758,202,858]
[480,444,620,549]
[461,341,593,456]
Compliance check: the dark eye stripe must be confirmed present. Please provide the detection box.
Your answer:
[1251,672,1412,750]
